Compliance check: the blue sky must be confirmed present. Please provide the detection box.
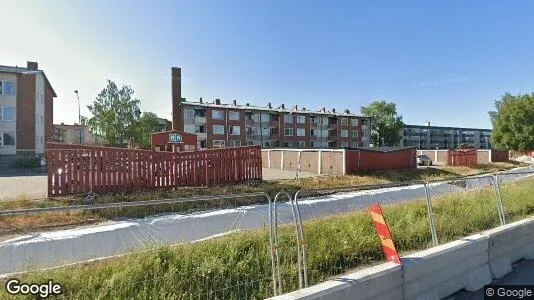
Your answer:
[2,0,534,129]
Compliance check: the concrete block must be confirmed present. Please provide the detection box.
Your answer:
[484,218,534,279]
[403,233,491,299]
[266,262,402,300]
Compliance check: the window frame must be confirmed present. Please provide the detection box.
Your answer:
[284,114,294,124]
[184,109,195,119]
[340,118,348,126]
[284,128,294,136]
[212,125,225,135]
[341,141,349,148]
[350,118,359,126]
[229,126,241,135]
[350,130,358,138]
[1,131,16,146]
[297,115,305,124]
[296,128,305,137]
[0,106,15,121]
[228,111,240,121]
[212,110,225,120]
[341,130,349,138]
[213,140,226,148]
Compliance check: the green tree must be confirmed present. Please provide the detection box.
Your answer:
[87,80,141,147]
[489,92,534,152]
[361,100,405,147]
[128,112,160,149]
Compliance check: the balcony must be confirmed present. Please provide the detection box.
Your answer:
[194,117,206,124]
[196,132,207,139]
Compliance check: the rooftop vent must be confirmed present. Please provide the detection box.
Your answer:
[268,102,272,109]
[233,100,237,106]
[215,99,221,105]
[332,108,336,113]
[246,103,250,106]
[281,104,285,110]
[294,105,298,110]
[199,97,203,104]
[345,109,350,114]
[27,61,38,71]
[321,107,326,112]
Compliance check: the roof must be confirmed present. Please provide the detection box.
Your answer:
[180,101,370,118]
[404,124,492,132]
[0,65,57,97]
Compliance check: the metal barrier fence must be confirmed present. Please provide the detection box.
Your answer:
[1,166,533,298]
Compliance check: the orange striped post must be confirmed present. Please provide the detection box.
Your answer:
[368,204,401,264]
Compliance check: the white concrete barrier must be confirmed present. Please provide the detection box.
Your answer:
[402,233,491,300]
[485,217,534,279]
[265,262,402,300]
[269,217,534,300]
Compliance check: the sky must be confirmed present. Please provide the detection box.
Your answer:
[2,0,534,130]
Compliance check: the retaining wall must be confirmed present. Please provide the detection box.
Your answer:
[267,217,534,300]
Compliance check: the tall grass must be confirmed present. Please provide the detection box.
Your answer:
[2,178,533,299]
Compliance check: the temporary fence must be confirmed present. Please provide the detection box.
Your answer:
[46,143,262,197]
[1,166,533,298]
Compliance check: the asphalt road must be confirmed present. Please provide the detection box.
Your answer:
[446,260,534,299]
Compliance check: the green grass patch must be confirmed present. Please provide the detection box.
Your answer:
[2,177,533,299]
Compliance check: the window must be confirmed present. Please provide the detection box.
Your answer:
[0,81,15,96]
[297,115,305,124]
[1,132,16,146]
[341,130,349,138]
[350,118,359,126]
[284,114,293,123]
[40,115,44,124]
[245,113,253,120]
[213,140,226,148]
[284,128,293,136]
[41,136,44,145]
[283,141,293,147]
[0,106,15,121]
[184,109,195,119]
[228,111,240,121]
[322,117,328,125]
[229,126,241,135]
[198,140,207,148]
[229,140,241,147]
[310,117,318,124]
[195,125,206,133]
[247,141,254,146]
[350,130,358,138]
[245,127,253,134]
[340,118,348,126]
[212,110,224,120]
[194,109,206,117]
[41,95,44,103]
[310,129,316,136]
[184,125,195,134]
[270,128,279,135]
[341,141,349,147]
[296,128,305,136]
[297,141,306,148]
[262,141,271,148]
[352,142,358,148]
[312,142,322,148]
[213,125,225,135]
[261,114,271,122]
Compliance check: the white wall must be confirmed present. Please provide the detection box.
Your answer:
[35,72,45,153]
[0,73,17,155]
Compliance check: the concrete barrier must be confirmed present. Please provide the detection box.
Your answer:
[402,233,491,300]
[268,218,534,300]
[265,262,402,300]
[485,217,534,279]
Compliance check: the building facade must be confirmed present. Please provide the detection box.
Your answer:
[170,67,371,149]
[154,118,172,133]
[400,123,492,149]
[0,61,56,155]
[53,123,104,145]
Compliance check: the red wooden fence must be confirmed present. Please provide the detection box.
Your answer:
[491,150,509,162]
[46,143,262,197]
[345,147,417,172]
[447,149,477,166]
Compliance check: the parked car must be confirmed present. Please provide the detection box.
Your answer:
[417,155,433,166]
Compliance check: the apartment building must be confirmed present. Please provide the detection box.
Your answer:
[400,123,492,149]
[154,118,172,133]
[170,67,371,149]
[53,123,104,145]
[0,61,56,155]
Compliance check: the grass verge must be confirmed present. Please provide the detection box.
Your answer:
[2,177,533,299]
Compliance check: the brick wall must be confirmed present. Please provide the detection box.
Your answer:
[16,74,36,151]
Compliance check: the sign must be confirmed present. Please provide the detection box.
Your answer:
[168,133,183,143]
[368,204,401,264]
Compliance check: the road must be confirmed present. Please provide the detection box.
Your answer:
[446,260,534,299]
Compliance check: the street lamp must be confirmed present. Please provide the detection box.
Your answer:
[74,90,81,144]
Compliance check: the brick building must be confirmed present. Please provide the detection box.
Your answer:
[0,61,56,155]
[53,123,104,145]
[170,67,371,149]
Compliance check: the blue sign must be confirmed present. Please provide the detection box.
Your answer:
[169,133,183,143]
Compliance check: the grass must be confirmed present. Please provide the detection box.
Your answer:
[2,176,533,299]
[0,162,527,237]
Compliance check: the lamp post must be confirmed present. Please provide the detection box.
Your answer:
[74,90,81,144]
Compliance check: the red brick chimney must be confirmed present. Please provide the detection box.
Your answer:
[171,67,182,131]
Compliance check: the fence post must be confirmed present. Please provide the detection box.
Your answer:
[424,182,439,246]
[268,150,271,169]
[280,150,284,170]
[317,151,322,174]
[493,173,506,225]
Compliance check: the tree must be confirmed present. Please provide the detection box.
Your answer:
[87,80,141,147]
[489,93,534,152]
[361,100,405,147]
[128,112,160,149]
